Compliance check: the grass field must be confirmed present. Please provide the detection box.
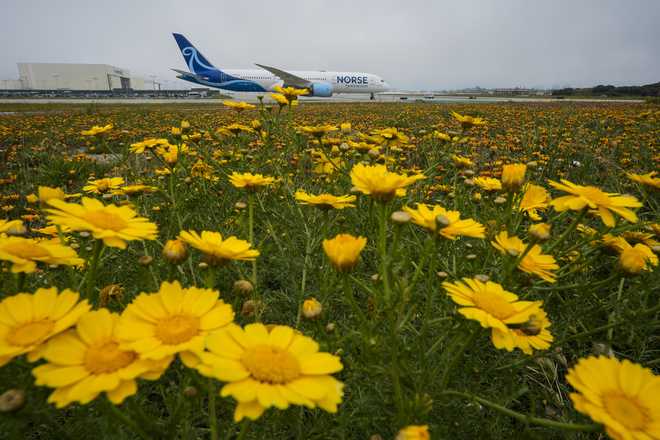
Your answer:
[0,100,658,439]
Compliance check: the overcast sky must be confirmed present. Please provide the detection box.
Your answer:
[1,0,659,90]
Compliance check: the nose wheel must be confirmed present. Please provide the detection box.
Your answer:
[370,93,375,100]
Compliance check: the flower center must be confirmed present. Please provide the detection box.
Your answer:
[85,341,136,374]
[472,291,516,320]
[155,315,199,345]
[84,210,127,231]
[3,242,50,259]
[241,345,301,384]
[603,393,649,430]
[7,320,54,346]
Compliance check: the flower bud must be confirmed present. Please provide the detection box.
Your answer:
[474,274,490,282]
[138,255,153,266]
[302,297,323,319]
[435,215,451,228]
[494,196,507,205]
[592,342,615,357]
[0,389,25,412]
[183,386,198,397]
[325,322,336,333]
[391,211,411,224]
[233,279,254,295]
[162,239,188,264]
[235,201,247,210]
[241,299,262,317]
[529,223,551,241]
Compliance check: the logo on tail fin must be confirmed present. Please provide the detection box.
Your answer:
[172,33,216,74]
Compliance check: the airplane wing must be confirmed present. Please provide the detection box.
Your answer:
[171,68,211,82]
[255,64,311,88]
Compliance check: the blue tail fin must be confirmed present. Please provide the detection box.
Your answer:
[173,33,217,74]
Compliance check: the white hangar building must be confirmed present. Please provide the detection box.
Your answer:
[1,63,159,91]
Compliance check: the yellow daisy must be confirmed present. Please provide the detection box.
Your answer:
[83,177,125,194]
[626,171,660,189]
[566,356,660,440]
[350,163,424,201]
[491,308,553,355]
[228,172,275,189]
[451,154,474,168]
[517,184,551,221]
[442,278,542,333]
[0,219,25,235]
[501,164,527,192]
[492,231,559,283]
[473,177,502,191]
[116,281,234,364]
[178,230,259,265]
[0,236,84,273]
[322,233,367,272]
[403,203,485,240]
[46,197,158,249]
[619,243,658,274]
[0,287,90,367]
[195,323,344,422]
[32,309,170,408]
[294,191,356,210]
[451,111,486,129]
[549,179,642,227]
[223,100,256,111]
[396,425,430,440]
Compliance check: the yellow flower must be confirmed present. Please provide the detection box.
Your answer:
[46,197,158,249]
[270,93,289,106]
[294,191,356,210]
[601,234,630,253]
[117,281,234,364]
[38,186,66,203]
[322,233,367,272]
[0,287,90,367]
[491,308,553,355]
[32,309,170,408]
[549,179,642,227]
[0,236,84,273]
[178,230,259,264]
[195,323,343,422]
[619,243,658,274]
[403,203,485,239]
[228,172,275,189]
[491,231,559,283]
[298,125,339,138]
[273,85,309,101]
[162,239,188,264]
[82,177,125,194]
[350,163,424,201]
[112,184,158,196]
[129,138,170,154]
[0,219,25,235]
[302,298,323,319]
[171,126,182,136]
[340,122,351,133]
[566,356,660,440]
[180,120,191,129]
[156,143,184,165]
[528,223,551,241]
[517,184,551,221]
[396,425,430,440]
[433,130,451,142]
[451,154,473,168]
[627,171,660,189]
[371,127,410,146]
[442,278,542,333]
[451,111,486,129]
[223,100,256,111]
[501,164,527,192]
[473,177,502,191]
[81,124,112,136]
[220,123,255,136]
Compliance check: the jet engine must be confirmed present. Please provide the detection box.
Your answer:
[309,82,333,97]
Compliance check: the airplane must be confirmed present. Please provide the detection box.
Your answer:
[172,33,391,99]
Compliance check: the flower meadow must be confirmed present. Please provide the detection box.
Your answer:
[0,99,658,439]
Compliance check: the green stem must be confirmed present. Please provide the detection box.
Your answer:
[100,399,153,440]
[248,193,257,286]
[442,390,601,432]
[439,328,479,390]
[236,420,250,440]
[546,208,587,254]
[377,202,392,305]
[607,277,625,342]
[83,240,104,302]
[343,274,367,324]
[208,379,218,440]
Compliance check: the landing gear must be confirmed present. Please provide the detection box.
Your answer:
[370,93,375,100]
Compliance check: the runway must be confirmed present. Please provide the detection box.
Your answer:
[0,95,644,105]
